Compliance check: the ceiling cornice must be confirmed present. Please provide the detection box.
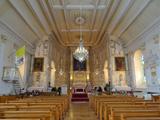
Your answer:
[48,0,66,46]
[95,0,120,45]
[0,20,34,48]
[9,0,46,38]
[108,0,134,34]
[27,0,51,34]
[59,0,71,44]
[126,15,160,47]
[39,0,61,42]
[89,0,100,46]
[117,0,151,38]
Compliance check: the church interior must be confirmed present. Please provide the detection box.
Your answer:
[0,0,160,119]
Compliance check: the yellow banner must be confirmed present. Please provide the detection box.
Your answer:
[16,46,25,58]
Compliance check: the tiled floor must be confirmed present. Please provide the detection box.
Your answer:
[64,102,98,120]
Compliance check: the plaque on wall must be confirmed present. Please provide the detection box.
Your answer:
[115,57,126,71]
[73,58,86,71]
[33,57,44,72]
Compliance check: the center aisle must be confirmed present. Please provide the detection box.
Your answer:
[64,102,98,120]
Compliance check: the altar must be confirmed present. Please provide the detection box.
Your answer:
[70,48,90,88]
[71,87,89,102]
[74,88,85,93]
[112,86,131,91]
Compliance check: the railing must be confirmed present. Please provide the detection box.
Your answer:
[2,67,22,95]
[2,67,21,82]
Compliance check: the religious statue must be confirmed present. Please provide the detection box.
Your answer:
[118,74,126,86]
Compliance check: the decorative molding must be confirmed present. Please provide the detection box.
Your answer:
[52,5,106,10]
[61,29,97,32]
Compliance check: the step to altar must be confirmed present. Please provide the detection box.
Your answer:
[71,93,89,102]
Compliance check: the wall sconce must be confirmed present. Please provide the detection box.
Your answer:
[87,74,90,80]
[70,75,73,80]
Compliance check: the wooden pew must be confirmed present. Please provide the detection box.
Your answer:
[0,96,18,103]
[97,98,145,117]
[124,117,160,120]
[103,102,160,120]
[0,118,41,120]
[90,95,160,120]
[120,112,160,120]
[95,97,145,119]
[0,111,54,120]
[109,109,160,120]
[0,96,69,120]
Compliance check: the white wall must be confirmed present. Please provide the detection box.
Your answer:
[126,19,160,92]
[0,22,34,95]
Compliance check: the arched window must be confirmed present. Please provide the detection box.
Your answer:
[134,50,146,88]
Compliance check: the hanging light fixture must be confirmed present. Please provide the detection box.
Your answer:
[73,5,88,62]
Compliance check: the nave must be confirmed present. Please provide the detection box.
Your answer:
[64,103,97,120]
[1,0,160,120]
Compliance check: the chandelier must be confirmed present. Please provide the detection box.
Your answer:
[73,6,89,62]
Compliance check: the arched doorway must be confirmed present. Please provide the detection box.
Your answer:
[134,50,146,88]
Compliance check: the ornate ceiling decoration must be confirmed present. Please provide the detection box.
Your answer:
[1,0,160,48]
[75,16,86,25]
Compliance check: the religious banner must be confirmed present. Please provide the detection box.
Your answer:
[16,46,25,65]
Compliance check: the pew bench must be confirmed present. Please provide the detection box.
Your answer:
[124,117,160,120]
[109,109,160,120]
[0,111,54,120]
[0,105,60,120]
[103,103,160,120]
[0,118,42,120]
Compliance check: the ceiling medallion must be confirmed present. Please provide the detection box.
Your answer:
[75,16,85,25]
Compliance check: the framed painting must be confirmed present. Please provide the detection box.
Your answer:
[73,58,86,71]
[115,57,126,71]
[33,57,44,72]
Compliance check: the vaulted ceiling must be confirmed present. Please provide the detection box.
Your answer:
[0,0,160,47]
